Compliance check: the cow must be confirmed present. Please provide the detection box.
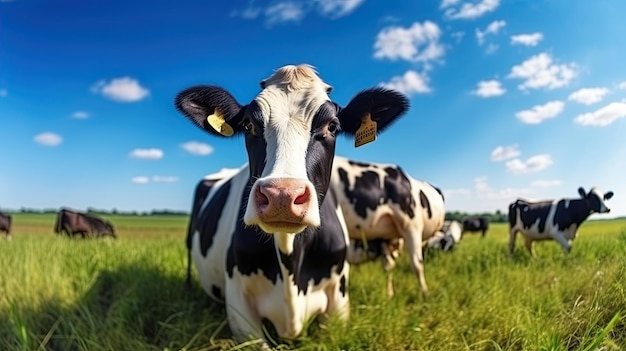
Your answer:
[462,216,489,237]
[54,208,117,239]
[427,220,463,252]
[175,64,409,346]
[508,186,614,256]
[0,212,11,238]
[331,156,445,294]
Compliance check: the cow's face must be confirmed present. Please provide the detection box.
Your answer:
[578,187,614,214]
[175,64,408,234]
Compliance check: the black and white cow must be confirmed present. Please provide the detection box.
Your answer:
[176,65,409,346]
[332,156,445,294]
[427,220,463,252]
[462,216,489,237]
[508,186,614,256]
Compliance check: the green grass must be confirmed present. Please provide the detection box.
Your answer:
[1,214,625,350]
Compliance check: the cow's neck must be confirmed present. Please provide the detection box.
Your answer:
[274,233,300,317]
[569,198,592,226]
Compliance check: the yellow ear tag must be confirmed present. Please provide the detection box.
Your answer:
[354,113,377,148]
[207,112,234,137]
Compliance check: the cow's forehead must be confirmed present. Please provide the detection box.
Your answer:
[589,187,604,200]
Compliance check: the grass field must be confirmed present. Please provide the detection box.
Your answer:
[1,213,625,351]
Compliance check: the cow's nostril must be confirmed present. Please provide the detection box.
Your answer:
[256,187,270,207]
[294,189,309,205]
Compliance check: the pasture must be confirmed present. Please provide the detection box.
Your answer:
[1,213,625,351]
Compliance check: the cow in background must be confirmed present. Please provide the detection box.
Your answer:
[427,220,463,252]
[332,156,445,294]
[508,186,614,256]
[462,216,489,237]
[54,208,117,239]
[0,212,11,238]
[176,64,409,346]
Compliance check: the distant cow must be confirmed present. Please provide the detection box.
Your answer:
[0,212,11,237]
[462,216,489,237]
[508,186,614,255]
[332,156,445,294]
[177,64,408,346]
[427,220,463,252]
[54,208,116,238]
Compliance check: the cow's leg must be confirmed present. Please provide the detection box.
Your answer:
[508,228,518,255]
[225,282,265,347]
[553,233,572,254]
[323,271,350,322]
[523,237,534,256]
[404,231,428,294]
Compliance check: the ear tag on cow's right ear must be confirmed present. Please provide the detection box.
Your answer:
[207,111,234,137]
[354,113,377,148]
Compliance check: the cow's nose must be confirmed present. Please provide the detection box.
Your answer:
[255,178,312,225]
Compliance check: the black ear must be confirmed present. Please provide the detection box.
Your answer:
[175,86,246,137]
[604,191,614,200]
[578,187,586,198]
[336,88,409,135]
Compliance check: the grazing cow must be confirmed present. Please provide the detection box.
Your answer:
[54,208,117,238]
[508,186,614,255]
[427,220,463,252]
[0,212,11,237]
[176,64,409,345]
[462,216,489,237]
[331,156,445,294]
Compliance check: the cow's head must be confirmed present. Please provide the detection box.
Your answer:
[578,186,614,214]
[175,64,409,234]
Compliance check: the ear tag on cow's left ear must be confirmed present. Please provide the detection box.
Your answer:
[354,113,377,148]
[207,111,234,137]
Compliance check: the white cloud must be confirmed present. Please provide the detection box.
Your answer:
[472,80,506,97]
[508,53,577,91]
[91,77,150,102]
[568,87,610,105]
[152,176,179,183]
[443,0,500,20]
[265,2,305,26]
[315,0,365,18]
[72,111,90,119]
[129,148,164,160]
[618,81,626,90]
[474,177,532,201]
[380,70,431,95]
[373,21,444,64]
[515,100,564,124]
[531,179,561,188]
[0,89,7,97]
[132,176,150,184]
[491,144,520,162]
[574,101,626,127]
[34,132,63,147]
[476,20,506,45]
[505,154,553,174]
[233,0,364,24]
[443,188,471,199]
[181,141,214,156]
[510,32,543,46]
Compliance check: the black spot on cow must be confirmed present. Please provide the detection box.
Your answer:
[195,180,232,256]
[211,285,223,299]
[339,275,347,296]
[348,160,375,168]
[338,168,386,218]
[553,199,592,232]
[383,166,415,218]
[511,199,551,233]
[419,190,432,219]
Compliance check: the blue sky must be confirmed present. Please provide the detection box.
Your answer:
[1,0,625,218]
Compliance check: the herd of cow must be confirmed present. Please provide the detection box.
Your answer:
[1,65,615,348]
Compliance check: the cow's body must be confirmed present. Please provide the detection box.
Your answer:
[331,156,445,293]
[0,212,11,237]
[462,216,489,237]
[508,187,614,255]
[54,208,116,238]
[176,64,408,346]
[427,220,463,252]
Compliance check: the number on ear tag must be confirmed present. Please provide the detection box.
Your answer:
[207,112,234,137]
[354,113,377,147]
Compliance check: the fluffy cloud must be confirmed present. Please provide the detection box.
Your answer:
[380,70,431,95]
[491,144,520,162]
[531,179,561,188]
[91,77,150,102]
[508,53,577,91]
[515,100,564,124]
[315,0,365,18]
[233,0,364,25]
[574,101,626,127]
[132,175,179,184]
[568,87,610,105]
[510,32,543,46]
[442,0,500,20]
[129,148,164,160]
[34,132,63,147]
[619,81,626,90]
[132,176,150,184]
[72,111,89,119]
[265,2,305,25]
[474,177,532,201]
[373,21,444,64]
[443,188,471,199]
[476,20,506,45]
[181,141,214,156]
[472,80,506,97]
[505,154,553,174]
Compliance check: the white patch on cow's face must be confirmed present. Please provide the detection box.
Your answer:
[590,187,611,213]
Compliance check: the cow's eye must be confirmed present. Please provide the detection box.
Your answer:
[243,120,253,133]
[328,121,340,135]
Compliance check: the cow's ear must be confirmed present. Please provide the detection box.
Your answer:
[604,191,614,200]
[175,86,246,137]
[578,187,587,198]
[336,88,409,135]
